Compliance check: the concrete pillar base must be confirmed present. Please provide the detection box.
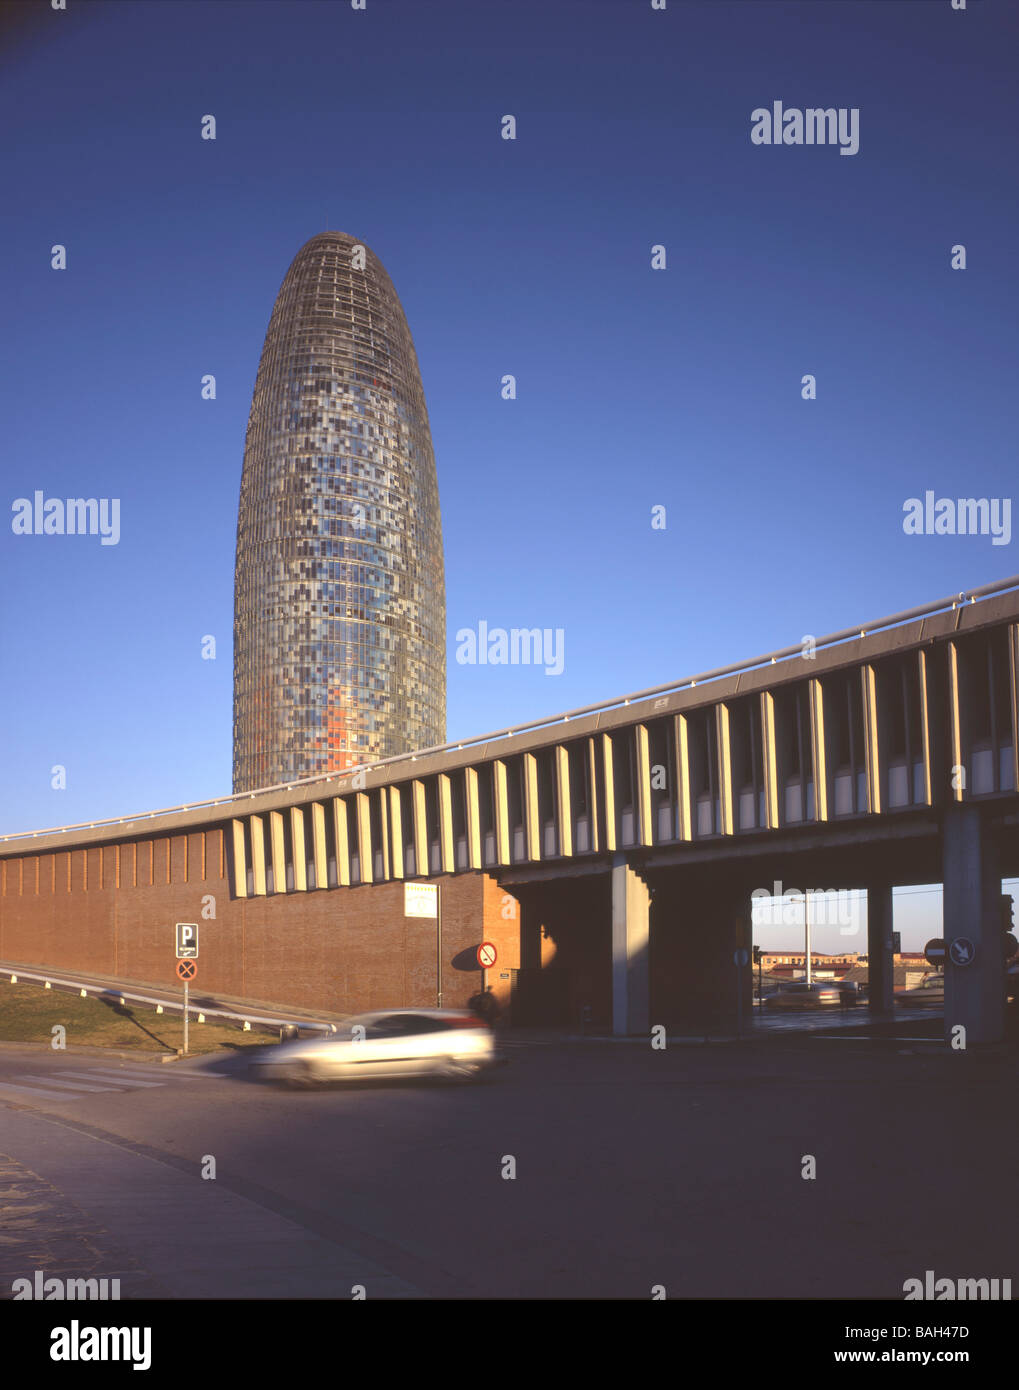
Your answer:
[867,881,895,1014]
[611,856,650,1036]
[942,805,1004,1046]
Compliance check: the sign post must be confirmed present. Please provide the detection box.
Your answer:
[753,944,762,1008]
[477,941,497,989]
[803,893,811,985]
[404,884,441,1008]
[175,925,199,1056]
[175,959,197,1051]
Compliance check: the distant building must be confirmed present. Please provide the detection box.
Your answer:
[233,231,446,793]
[760,950,932,989]
[760,951,860,979]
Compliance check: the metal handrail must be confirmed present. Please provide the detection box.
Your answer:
[3,572,1017,844]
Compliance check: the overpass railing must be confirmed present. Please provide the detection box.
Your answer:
[3,572,1018,845]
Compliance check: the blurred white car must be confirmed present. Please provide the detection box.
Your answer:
[765,981,843,1009]
[895,973,945,1007]
[249,1008,495,1085]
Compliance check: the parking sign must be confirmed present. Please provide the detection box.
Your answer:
[175,923,199,959]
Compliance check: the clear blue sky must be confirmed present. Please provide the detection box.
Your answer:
[1,0,1016,945]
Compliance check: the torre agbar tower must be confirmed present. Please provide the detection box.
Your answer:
[232,232,446,793]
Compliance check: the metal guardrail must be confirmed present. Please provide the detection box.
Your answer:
[1,965,339,1039]
[3,572,1018,844]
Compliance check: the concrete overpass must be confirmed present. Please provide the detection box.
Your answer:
[3,576,1018,1042]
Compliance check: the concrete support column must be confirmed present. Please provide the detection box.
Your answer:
[611,855,650,1037]
[942,804,1004,1046]
[519,897,543,971]
[867,880,894,1013]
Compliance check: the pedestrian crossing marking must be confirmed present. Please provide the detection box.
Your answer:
[12,1075,119,1094]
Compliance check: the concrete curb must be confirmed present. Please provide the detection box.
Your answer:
[0,1041,232,1065]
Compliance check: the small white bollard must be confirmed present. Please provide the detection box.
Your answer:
[44,981,51,989]
[80,989,87,997]
[10,975,17,983]
[156,1005,164,1014]
[243,1021,251,1031]
[197,1013,206,1024]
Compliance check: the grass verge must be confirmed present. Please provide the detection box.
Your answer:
[0,979,276,1055]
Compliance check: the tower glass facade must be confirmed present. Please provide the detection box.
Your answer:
[233,232,446,793]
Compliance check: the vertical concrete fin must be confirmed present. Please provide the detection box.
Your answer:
[332,797,350,887]
[389,786,404,879]
[231,819,248,899]
[437,773,454,874]
[760,692,779,830]
[861,665,882,814]
[464,768,482,869]
[634,725,653,846]
[714,705,734,835]
[269,810,286,894]
[601,733,617,853]
[377,787,391,882]
[493,761,511,866]
[586,738,601,853]
[356,791,373,884]
[947,643,966,804]
[290,806,307,892]
[917,650,934,807]
[311,802,327,889]
[555,745,573,857]
[412,779,429,877]
[249,815,267,897]
[672,713,692,841]
[808,678,829,822]
[523,753,541,862]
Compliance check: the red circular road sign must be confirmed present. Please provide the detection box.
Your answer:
[923,938,946,966]
[176,960,197,981]
[477,942,498,969]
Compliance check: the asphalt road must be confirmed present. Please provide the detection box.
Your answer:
[1,1030,1016,1299]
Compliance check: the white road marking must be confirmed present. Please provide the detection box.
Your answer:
[77,1063,216,1080]
[0,1081,89,1100]
[55,1068,167,1086]
[12,1074,119,1093]
[66,1068,164,1087]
